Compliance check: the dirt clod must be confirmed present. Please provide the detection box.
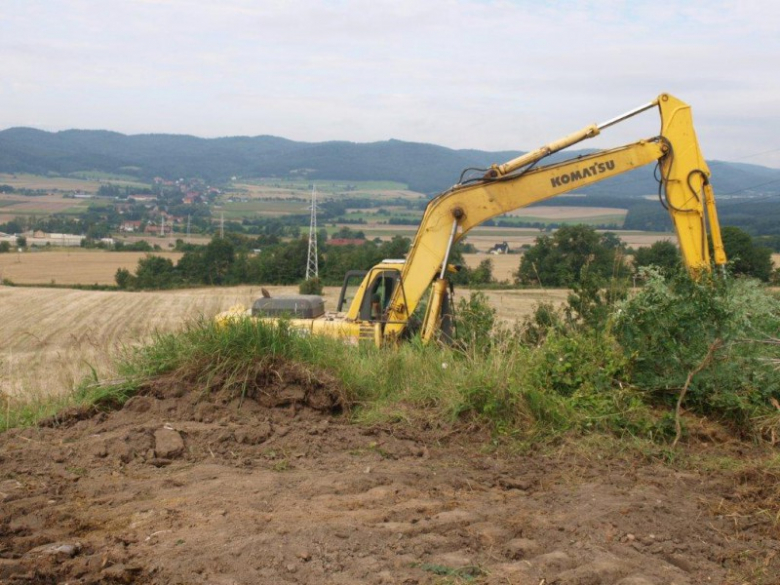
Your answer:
[154,427,185,459]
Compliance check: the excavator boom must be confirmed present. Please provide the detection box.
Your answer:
[218,94,727,347]
[382,94,726,340]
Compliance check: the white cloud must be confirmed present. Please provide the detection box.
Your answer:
[0,0,778,167]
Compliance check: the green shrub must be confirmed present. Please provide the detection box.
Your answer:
[612,270,780,430]
[453,292,496,351]
[299,277,323,295]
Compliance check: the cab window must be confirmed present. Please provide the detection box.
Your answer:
[359,270,400,321]
[337,271,367,312]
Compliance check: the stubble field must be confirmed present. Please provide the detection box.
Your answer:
[0,284,568,401]
[0,250,183,286]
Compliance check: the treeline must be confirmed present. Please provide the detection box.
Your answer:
[624,198,780,236]
[116,229,499,291]
[117,222,777,291]
[516,225,776,286]
[115,234,409,290]
[510,225,756,288]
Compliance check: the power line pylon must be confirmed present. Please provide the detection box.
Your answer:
[306,185,319,280]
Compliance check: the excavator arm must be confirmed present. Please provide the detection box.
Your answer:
[382,94,727,341]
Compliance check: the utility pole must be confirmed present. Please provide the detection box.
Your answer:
[160,215,165,237]
[306,185,319,280]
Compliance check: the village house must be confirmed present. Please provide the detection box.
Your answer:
[120,220,142,233]
[488,241,511,254]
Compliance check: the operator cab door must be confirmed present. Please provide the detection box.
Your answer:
[337,268,401,323]
[358,269,401,322]
[337,270,367,313]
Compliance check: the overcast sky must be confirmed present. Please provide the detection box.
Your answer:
[2,0,779,168]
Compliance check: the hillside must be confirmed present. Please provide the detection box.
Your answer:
[2,127,780,196]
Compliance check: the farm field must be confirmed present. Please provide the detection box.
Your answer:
[229,178,420,201]
[0,172,146,191]
[349,224,676,251]
[0,250,184,286]
[504,205,627,220]
[462,253,519,282]
[0,284,567,400]
[0,173,113,193]
[0,192,91,221]
[0,173,143,222]
[0,285,264,399]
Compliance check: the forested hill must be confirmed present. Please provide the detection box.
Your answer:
[1,127,779,196]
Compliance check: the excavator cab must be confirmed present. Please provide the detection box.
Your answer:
[337,265,403,322]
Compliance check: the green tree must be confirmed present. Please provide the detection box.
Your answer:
[115,267,133,289]
[201,238,236,285]
[134,255,178,289]
[380,235,410,258]
[719,227,773,281]
[633,240,681,276]
[516,225,628,287]
[248,239,309,284]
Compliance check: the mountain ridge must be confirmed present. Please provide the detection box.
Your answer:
[1,127,779,197]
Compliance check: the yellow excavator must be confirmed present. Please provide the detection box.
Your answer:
[221,93,727,346]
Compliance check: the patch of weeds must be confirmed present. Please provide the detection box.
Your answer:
[272,459,290,472]
[419,563,485,582]
[367,441,393,459]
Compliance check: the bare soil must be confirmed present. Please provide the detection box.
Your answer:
[2,368,779,585]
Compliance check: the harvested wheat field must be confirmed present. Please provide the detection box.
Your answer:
[0,250,184,286]
[0,285,567,400]
[462,253,520,283]
[0,285,261,399]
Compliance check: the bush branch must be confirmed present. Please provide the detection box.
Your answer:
[673,338,722,448]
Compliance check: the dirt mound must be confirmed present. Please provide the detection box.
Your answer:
[1,367,779,584]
